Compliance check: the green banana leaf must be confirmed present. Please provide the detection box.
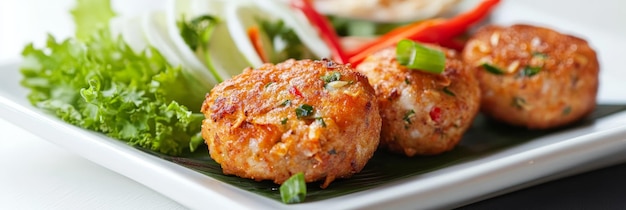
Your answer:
[142,104,626,203]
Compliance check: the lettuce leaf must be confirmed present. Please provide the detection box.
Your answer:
[20,30,205,155]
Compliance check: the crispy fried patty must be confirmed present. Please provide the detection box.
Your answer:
[463,24,599,129]
[357,46,480,156]
[201,59,381,187]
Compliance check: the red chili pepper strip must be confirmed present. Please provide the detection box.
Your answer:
[408,0,501,43]
[438,36,468,52]
[290,0,348,64]
[347,0,501,65]
[289,86,304,98]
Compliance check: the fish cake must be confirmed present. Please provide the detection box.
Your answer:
[357,46,480,156]
[201,59,381,188]
[463,24,599,129]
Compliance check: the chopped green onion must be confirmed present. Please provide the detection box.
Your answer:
[280,99,291,107]
[264,82,274,88]
[281,118,288,125]
[403,109,415,124]
[443,87,456,97]
[321,72,341,84]
[280,172,307,204]
[295,104,314,119]
[481,63,504,75]
[519,66,541,77]
[396,39,446,74]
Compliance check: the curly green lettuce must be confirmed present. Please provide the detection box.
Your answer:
[19,30,206,155]
[18,0,211,155]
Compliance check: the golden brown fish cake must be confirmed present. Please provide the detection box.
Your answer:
[462,24,599,129]
[356,46,480,156]
[201,59,381,188]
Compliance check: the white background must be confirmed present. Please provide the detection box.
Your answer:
[1,0,185,209]
[1,0,624,209]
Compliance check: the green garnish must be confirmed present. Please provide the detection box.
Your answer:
[562,106,572,116]
[481,63,504,75]
[20,31,206,155]
[321,72,341,84]
[279,99,291,107]
[295,104,314,119]
[519,66,541,77]
[177,15,223,82]
[403,110,416,124]
[19,0,212,156]
[532,52,548,59]
[259,19,317,63]
[280,173,307,204]
[328,149,337,155]
[512,97,527,109]
[404,77,411,85]
[315,117,327,127]
[264,82,274,89]
[396,39,446,74]
[178,15,219,52]
[443,87,456,97]
[281,118,288,125]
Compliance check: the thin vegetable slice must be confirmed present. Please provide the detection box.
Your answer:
[254,0,331,59]
[258,19,318,63]
[141,10,220,88]
[290,0,347,63]
[280,173,307,204]
[209,22,258,78]
[247,26,269,63]
[225,1,267,67]
[164,0,238,82]
[396,39,446,74]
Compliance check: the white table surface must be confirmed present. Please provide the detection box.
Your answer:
[1,0,624,209]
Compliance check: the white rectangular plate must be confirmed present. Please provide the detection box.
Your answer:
[1,1,626,209]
